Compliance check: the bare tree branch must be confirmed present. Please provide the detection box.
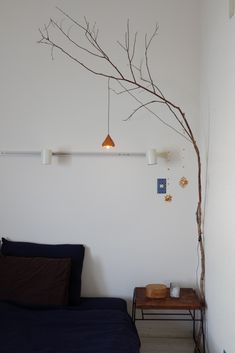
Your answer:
[132,63,193,139]
[39,16,194,142]
[55,7,125,79]
[38,11,205,310]
[117,81,192,142]
[38,31,122,80]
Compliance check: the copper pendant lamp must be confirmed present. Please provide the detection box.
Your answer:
[102,78,115,149]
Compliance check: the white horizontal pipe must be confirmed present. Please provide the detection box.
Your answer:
[0,151,40,155]
[53,152,146,157]
[0,150,146,157]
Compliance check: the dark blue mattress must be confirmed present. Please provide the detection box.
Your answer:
[0,298,140,353]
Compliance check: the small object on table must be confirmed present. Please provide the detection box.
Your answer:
[170,282,181,298]
[145,284,167,299]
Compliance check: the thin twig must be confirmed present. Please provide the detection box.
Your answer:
[50,19,103,58]
[124,100,163,121]
[118,81,192,142]
[38,33,122,81]
[111,85,146,95]
[126,20,137,82]
[144,24,159,94]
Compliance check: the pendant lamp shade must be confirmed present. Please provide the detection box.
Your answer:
[102,134,115,149]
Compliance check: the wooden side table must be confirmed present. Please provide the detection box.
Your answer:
[132,287,205,353]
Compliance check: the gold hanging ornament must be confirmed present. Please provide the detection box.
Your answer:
[164,194,173,202]
[179,177,189,188]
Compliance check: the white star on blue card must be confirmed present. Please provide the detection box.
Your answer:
[157,178,167,194]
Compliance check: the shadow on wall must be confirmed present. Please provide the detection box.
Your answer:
[81,246,107,296]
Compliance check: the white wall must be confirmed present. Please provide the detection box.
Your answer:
[0,0,199,301]
[200,1,235,352]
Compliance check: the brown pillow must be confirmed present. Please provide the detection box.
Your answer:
[0,256,71,306]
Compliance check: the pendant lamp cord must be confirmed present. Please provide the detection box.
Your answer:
[107,78,110,134]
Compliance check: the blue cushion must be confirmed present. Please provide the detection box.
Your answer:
[1,237,85,305]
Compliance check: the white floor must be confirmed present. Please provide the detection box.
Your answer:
[140,336,195,353]
[136,319,196,353]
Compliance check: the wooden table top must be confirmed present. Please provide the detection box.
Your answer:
[134,287,203,310]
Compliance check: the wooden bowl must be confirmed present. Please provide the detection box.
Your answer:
[145,284,167,299]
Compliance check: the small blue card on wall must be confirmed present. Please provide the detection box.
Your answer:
[157,178,167,194]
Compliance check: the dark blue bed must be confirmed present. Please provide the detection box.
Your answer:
[0,298,140,353]
[0,238,140,353]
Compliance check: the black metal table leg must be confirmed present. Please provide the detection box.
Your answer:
[192,309,196,342]
[201,309,206,353]
[132,288,136,322]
